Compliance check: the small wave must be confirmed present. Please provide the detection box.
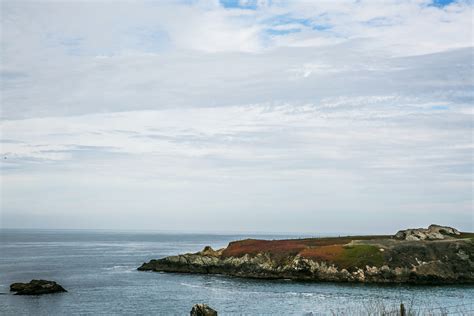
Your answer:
[180,282,206,289]
[103,265,133,271]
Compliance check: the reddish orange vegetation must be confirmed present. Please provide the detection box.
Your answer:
[222,239,307,258]
[298,245,344,261]
[221,235,389,259]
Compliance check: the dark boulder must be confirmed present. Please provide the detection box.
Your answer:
[10,280,67,295]
[190,303,218,316]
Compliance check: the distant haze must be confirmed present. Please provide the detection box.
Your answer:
[1,0,473,234]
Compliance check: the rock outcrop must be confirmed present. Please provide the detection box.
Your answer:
[199,246,224,257]
[138,227,474,284]
[394,224,460,241]
[10,280,67,295]
[190,304,218,316]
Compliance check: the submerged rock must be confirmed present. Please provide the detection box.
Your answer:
[10,280,67,295]
[190,304,218,316]
[394,224,460,241]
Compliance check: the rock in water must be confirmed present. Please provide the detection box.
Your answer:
[394,224,460,241]
[10,280,67,295]
[190,304,218,316]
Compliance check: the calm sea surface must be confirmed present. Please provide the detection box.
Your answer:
[0,229,473,315]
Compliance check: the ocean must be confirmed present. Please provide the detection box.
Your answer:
[0,229,472,315]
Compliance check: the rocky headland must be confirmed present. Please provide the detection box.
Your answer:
[138,225,474,284]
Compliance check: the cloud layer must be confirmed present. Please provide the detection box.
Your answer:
[1,0,473,233]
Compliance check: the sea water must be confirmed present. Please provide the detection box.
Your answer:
[0,229,473,315]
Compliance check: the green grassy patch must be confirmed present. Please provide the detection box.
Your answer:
[336,245,385,269]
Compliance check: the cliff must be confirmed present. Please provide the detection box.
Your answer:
[138,226,474,284]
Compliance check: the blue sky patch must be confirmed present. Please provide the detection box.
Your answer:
[264,14,332,33]
[220,0,260,10]
[267,28,301,36]
[430,0,457,7]
[312,24,331,31]
[267,14,312,27]
[431,105,449,110]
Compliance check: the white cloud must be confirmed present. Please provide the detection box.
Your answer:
[2,97,472,231]
[0,0,473,232]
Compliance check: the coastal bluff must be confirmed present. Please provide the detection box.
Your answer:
[138,225,474,284]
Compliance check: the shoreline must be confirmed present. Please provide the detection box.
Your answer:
[138,226,474,285]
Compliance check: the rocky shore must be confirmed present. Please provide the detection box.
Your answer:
[138,225,474,284]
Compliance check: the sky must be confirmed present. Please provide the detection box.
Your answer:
[0,0,473,234]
